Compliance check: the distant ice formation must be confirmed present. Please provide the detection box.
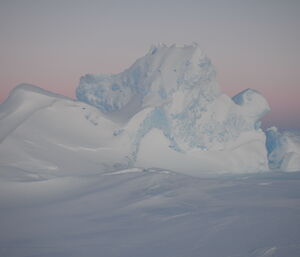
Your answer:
[2,44,298,174]
[266,127,300,172]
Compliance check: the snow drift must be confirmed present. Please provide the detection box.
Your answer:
[0,44,277,175]
[0,84,131,176]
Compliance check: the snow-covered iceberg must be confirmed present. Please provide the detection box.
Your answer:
[0,44,275,175]
[76,44,270,174]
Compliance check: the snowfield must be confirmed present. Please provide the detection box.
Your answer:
[1,44,300,256]
[0,167,300,257]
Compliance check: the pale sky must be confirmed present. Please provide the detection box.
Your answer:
[0,0,299,129]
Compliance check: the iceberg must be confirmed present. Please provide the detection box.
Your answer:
[0,44,274,175]
[76,44,270,173]
[0,44,272,175]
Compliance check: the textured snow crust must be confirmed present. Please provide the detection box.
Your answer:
[1,166,300,257]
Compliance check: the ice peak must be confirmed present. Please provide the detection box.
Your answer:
[147,43,204,59]
[77,44,220,117]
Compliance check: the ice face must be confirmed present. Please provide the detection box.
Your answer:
[266,128,300,172]
[77,44,220,116]
[75,45,271,172]
[77,74,135,113]
[77,45,270,155]
[232,88,270,121]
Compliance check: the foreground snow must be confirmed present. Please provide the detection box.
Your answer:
[0,166,300,257]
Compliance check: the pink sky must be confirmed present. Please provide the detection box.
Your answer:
[1,0,299,129]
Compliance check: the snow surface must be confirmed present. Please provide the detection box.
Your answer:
[1,166,300,257]
[0,84,131,175]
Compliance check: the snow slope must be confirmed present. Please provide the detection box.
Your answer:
[0,84,132,176]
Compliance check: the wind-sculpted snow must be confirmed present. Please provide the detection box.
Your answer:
[1,167,300,257]
[266,127,300,172]
[0,84,131,175]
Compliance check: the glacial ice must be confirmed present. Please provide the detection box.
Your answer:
[266,127,300,172]
[76,44,270,173]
